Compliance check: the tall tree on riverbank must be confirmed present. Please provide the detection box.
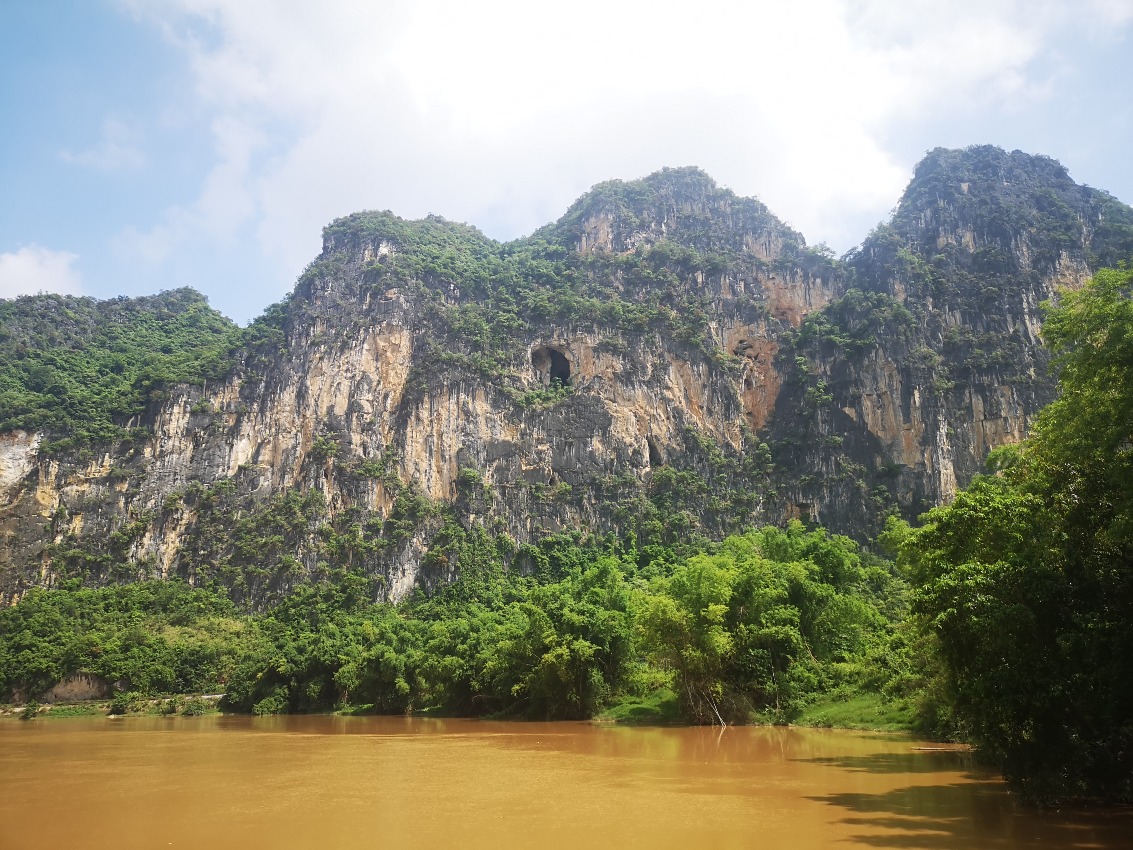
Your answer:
[904,264,1133,803]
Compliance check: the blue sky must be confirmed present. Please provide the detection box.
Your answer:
[2,0,1132,324]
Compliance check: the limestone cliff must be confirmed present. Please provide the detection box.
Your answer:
[1,148,1131,606]
[771,147,1133,529]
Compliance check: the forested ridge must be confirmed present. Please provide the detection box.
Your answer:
[0,288,240,454]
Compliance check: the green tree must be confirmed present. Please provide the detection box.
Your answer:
[640,554,735,724]
[640,526,886,725]
[1034,264,1133,544]
[904,263,1133,803]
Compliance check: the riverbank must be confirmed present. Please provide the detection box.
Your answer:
[2,688,920,733]
[0,694,224,720]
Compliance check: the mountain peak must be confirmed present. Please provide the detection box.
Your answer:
[875,144,1133,273]
[534,167,803,260]
[911,145,1072,189]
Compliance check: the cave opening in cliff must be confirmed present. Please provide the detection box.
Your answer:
[532,346,572,387]
[548,350,571,385]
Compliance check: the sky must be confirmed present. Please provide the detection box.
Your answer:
[2,0,1132,324]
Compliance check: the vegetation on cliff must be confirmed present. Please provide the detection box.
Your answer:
[312,166,795,383]
[881,145,1133,273]
[0,289,240,454]
[775,145,1133,531]
[5,148,1131,556]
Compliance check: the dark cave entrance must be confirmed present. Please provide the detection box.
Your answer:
[547,349,571,386]
[532,346,572,387]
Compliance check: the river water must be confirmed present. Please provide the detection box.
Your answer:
[1,716,1128,849]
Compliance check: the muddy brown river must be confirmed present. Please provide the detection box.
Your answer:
[1,716,1129,849]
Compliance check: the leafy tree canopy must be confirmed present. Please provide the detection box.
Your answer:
[0,289,240,453]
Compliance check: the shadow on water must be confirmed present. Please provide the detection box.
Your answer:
[804,763,1133,849]
[798,750,979,775]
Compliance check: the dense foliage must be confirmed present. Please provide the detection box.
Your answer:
[1,523,906,727]
[0,289,240,453]
[899,264,1133,803]
[0,581,244,699]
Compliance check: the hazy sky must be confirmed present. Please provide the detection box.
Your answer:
[2,0,1132,323]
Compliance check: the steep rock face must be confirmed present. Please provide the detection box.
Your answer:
[769,146,1133,525]
[1,150,1131,606]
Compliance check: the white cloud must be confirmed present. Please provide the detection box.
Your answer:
[119,0,1133,294]
[60,117,146,171]
[0,247,84,298]
[1077,0,1133,31]
[112,114,263,265]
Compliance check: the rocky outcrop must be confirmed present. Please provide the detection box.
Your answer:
[38,672,119,704]
[1,149,1131,606]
